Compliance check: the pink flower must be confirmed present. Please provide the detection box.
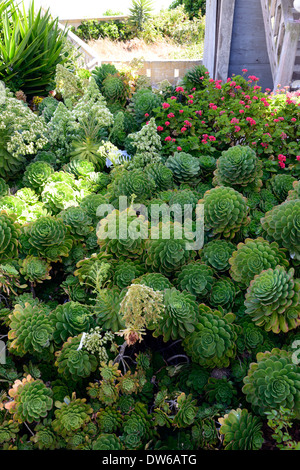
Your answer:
[253,96,258,100]
[170,96,177,100]
[229,81,236,87]
[177,146,182,151]
[167,113,175,118]
[195,110,202,116]
[184,120,192,127]
[179,110,184,114]
[235,85,242,90]
[252,142,257,145]
[181,127,187,132]
[280,132,287,139]
[242,68,248,72]
[209,79,214,83]
[239,109,245,114]
[209,135,216,141]
[274,119,279,122]
[279,162,285,168]
[291,118,296,122]
[296,155,300,161]
[248,75,259,81]
[192,87,196,91]
[172,139,176,142]
[157,126,164,132]
[144,113,149,117]
[165,136,172,141]
[188,95,194,99]
[253,85,261,90]
[176,86,184,92]
[165,121,170,126]
[205,71,210,74]
[162,102,170,109]
[146,121,149,125]
[188,100,194,104]
[231,118,240,124]
[234,126,241,132]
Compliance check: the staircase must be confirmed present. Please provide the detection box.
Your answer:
[204,0,300,90]
[291,7,300,87]
[260,0,300,89]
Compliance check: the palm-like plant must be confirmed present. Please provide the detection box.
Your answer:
[129,0,153,32]
[0,1,67,96]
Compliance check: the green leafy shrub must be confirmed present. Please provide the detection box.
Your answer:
[0,3,67,95]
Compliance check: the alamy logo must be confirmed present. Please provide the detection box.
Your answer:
[0,340,6,365]
[96,196,205,250]
[291,340,300,365]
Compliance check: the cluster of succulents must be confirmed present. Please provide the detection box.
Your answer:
[0,65,299,452]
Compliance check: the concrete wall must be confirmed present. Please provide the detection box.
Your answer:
[101,59,203,86]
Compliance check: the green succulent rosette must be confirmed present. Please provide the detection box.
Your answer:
[175,261,215,298]
[199,186,250,239]
[23,161,54,193]
[182,307,239,369]
[209,277,236,311]
[58,206,93,240]
[94,287,125,332]
[218,408,264,450]
[229,237,289,288]
[145,221,196,277]
[166,152,201,184]
[97,207,148,260]
[152,287,199,342]
[268,174,297,202]
[244,266,300,333]
[92,433,124,450]
[242,348,300,417]
[19,255,51,285]
[0,211,20,261]
[52,395,93,438]
[200,239,236,272]
[11,379,53,424]
[55,335,98,381]
[24,216,73,262]
[133,272,173,291]
[113,260,145,289]
[50,302,95,344]
[8,302,54,357]
[261,199,300,261]
[145,162,174,192]
[213,145,263,192]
